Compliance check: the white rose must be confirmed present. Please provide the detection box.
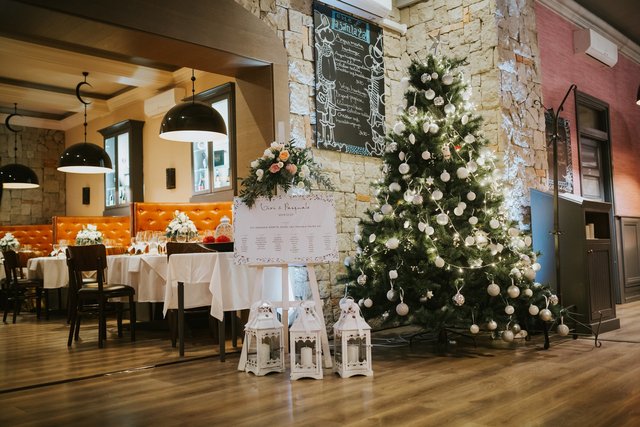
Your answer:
[301,165,310,175]
[263,149,275,159]
[256,169,264,177]
[297,181,305,188]
[270,141,280,148]
[250,160,260,168]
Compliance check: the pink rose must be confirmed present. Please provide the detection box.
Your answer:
[269,163,281,173]
[285,163,298,175]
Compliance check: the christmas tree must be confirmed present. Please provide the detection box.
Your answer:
[346,55,566,341]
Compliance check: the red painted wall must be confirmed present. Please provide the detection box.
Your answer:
[536,3,640,217]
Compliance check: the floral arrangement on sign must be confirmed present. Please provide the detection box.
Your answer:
[165,210,198,240]
[239,140,333,208]
[0,232,20,252]
[75,224,103,246]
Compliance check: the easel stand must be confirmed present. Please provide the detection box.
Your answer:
[237,263,333,371]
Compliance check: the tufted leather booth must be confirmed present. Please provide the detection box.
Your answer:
[0,225,53,255]
[131,202,233,236]
[53,216,131,247]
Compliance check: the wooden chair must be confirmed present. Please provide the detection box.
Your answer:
[165,242,226,359]
[66,244,136,348]
[2,250,46,323]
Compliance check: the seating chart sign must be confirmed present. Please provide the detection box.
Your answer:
[313,2,385,157]
[233,194,338,265]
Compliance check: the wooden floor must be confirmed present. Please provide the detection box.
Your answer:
[2,303,640,426]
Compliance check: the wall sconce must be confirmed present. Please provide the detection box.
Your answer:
[166,168,176,189]
[82,187,90,204]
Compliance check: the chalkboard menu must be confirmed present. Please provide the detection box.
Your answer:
[313,2,385,157]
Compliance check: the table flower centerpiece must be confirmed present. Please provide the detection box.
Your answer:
[75,224,103,246]
[0,232,20,252]
[239,140,333,208]
[165,210,198,241]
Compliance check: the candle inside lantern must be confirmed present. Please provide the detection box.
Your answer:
[347,344,359,364]
[259,343,271,362]
[300,346,313,367]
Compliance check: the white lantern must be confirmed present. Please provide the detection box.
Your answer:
[333,298,373,378]
[244,301,284,376]
[290,301,323,380]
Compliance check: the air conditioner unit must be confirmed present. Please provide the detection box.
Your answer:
[144,88,186,117]
[320,0,392,22]
[573,28,618,67]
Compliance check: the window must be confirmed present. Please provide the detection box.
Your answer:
[190,83,235,201]
[98,120,144,215]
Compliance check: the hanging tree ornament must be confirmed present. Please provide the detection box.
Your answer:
[523,288,533,297]
[502,328,515,342]
[433,96,444,106]
[436,213,448,225]
[444,103,456,115]
[470,313,479,334]
[432,189,443,200]
[461,114,469,125]
[464,235,475,245]
[388,269,399,280]
[511,323,522,334]
[487,320,498,330]
[464,134,476,144]
[389,182,402,192]
[409,133,416,144]
[434,256,445,268]
[440,170,451,182]
[466,160,478,172]
[395,288,409,316]
[373,212,384,223]
[425,89,436,100]
[431,72,439,79]
[467,191,476,201]
[489,218,500,229]
[421,73,432,83]
[429,123,440,134]
[369,234,376,243]
[504,305,515,315]
[381,202,393,215]
[393,121,406,134]
[364,298,373,308]
[418,221,427,232]
[421,150,431,160]
[407,105,418,116]
[528,304,540,316]
[357,271,367,285]
[456,167,469,179]
[507,280,521,298]
[413,194,424,205]
[487,281,500,296]
[468,215,478,225]
[442,73,454,85]
[441,144,451,159]
[399,162,410,174]
[452,284,465,306]
[385,237,400,250]
[539,295,552,321]
[557,316,570,336]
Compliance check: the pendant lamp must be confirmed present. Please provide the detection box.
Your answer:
[159,69,227,142]
[636,84,640,106]
[57,72,113,174]
[0,104,39,189]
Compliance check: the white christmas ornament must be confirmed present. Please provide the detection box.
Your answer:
[386,289,398,301]
[452,291,465,306]
[357,274,367,285]
[403,220,410,229]
[388,270,398,280]
[549,295,559,305]
[539,309,552,322]
[425,89,435,100]
[468,216,478,225]
[364,298,373,308]
[557,323,570,336]
[433,96,444,106]
[385,238,400,250]
[413,195,424,205]
[436,213,449,225]
[466,160,478,172]
[508,227,520,237]
[396,302,409,316]
[442,73,454,85]
[381,203,393,215]
[432,190,443,201]
[487,320,498,330]
[524,236,532,246]
[487,282,500,296]
[429,123,440,134]
[389,182,401,192]
[502,330,514,342]
[407,105,418,116]
[461,114,469,125]
[511,324,522,334]
[444,103,456,115]
[373,213,384,223]
[510,268,522,279]
[421,73,431,83]
[399,163,410,174]
[465,236,475,245]
[441,144,451,159]
[528,305,540,316]
[489,219,500,229]
[456,167,469,179]
[440,170,451,182]
[504,305,515,315]
[464,134,476,144]
[358,298,364,307]
[418,222,427,232]
[403,190,415,203]
[421,150,431,160]
[532,262,541,272]
[425,226,435,236]
[467,191,476,201]
[470,324,480,334]
[475,233,488,247]
[434,256,445,268]
[393,121,406,134]
[369,234,376,243]
[507,285,521,298]
[409,134,416,144]
[524,267,536,281]
[398,151,405,161]
[523,288,533,298]
[431,72,438,79]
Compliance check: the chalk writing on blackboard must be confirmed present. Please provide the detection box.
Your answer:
[313,2,385,157]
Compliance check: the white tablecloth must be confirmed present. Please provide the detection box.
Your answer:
[26,257,68,289]
[164,253,217,316]
[107,254,167,302]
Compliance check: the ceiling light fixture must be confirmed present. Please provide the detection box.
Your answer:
[57,72,113,174]
[0,103,39,189]
[159,69,227,142]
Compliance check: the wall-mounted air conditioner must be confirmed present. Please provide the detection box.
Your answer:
[144,88,186,117]
[573,28,618,67]
[320,0,392,22]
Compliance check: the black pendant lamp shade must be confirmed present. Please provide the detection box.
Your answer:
[159,70,227,142]
[57,72,113,174]
[2,104,39,189]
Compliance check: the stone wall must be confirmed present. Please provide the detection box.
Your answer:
[0,125,66,225]
[236,0,546,326]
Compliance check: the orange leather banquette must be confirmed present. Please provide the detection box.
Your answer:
[0,224,53,254]
[53,216,131,247]
[131,202,233,236]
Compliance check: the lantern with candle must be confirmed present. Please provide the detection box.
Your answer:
[244,301,284,376]
[289,301,323,380]
[333,298,373,378]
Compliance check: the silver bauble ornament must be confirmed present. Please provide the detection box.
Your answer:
[440,170,450,182]
[421,150,431,160]
[433,96,444,106]
[364,298,373,308]
[487,282,500,296]
[431,72,438,79]
[441,144,451,158]
[502,330,514,342]
[470,324,480,334]
[539,308,552,322]
[399,163,410,174]
[466,160,478,172]
[420,73,431,83]
[418,222,427,232]
[507,285,521,298]
[528,305,540,316]
[393,121,406,134]
[454,207,464,216]
[386,289,398,301]
[396,302,409,316]
[373,213,384,222]
[357,274,367,285]
[467,191,476,201]
[510,268,522,279]
[469,216,478,225]
[436,213,449,225]
[398,151,405,161]
[489,219,500,229]
[425,89,435,100]
[388,269,398,280]
[425,226,435,236]
[358,298,364,307]
[557,323,570,336]
[524,267,536,281]
[442,73,454,85]
[508,227,520,237]
[549,295,559,305]
[511,323,522,334]
[385,237,400,250]
[444,103,456,115]
[452,291,465,306]
[523,288,533,298]
[432,190,443,201]
[407,105,418,116]
[413,195,424,205]
[464,134,476,144]
[524,236,532,246]
[369,234,376,243]
[434,256,445,268]
[532,262,542,272]
[456,167,469,179]
[389,182,401,192]
[504,305,515,315]
[409,133,416,144]
[429,123,440,134]
[487,320,498,330]
[464,236,475,246]
[381,203,393,214]
[461,114,469,125]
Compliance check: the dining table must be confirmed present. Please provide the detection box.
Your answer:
[26,256,69,289]
[107,253,167,302]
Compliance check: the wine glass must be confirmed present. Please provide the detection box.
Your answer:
[176,232,187,243]
[157,235,167,254]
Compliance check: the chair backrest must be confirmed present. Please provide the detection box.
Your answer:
[2,250,20,283]
[66,245,107,292]
[166,242,216,259]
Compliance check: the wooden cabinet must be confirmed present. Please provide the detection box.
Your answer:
[615,217,640,303]
[530,189,620,333]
